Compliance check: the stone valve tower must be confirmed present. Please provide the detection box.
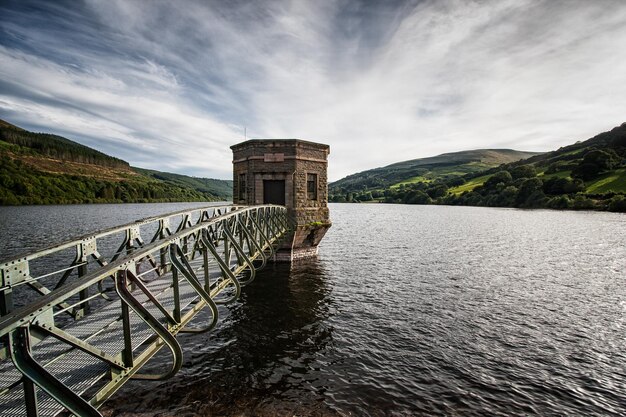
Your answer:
[231,139,331,261]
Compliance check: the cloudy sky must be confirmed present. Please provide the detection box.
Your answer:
[1,0,626,181]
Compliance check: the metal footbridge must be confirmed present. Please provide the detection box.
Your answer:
[0,204,289,417]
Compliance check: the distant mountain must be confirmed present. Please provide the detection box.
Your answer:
[330,149,541,193]
[331,124,626,212]
[0,119,232,205]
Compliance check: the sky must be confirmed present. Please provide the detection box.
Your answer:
[1,0,626,181]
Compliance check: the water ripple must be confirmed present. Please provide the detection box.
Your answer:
[6,204,624,416]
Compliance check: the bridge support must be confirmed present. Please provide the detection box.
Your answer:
[231,139,331,261]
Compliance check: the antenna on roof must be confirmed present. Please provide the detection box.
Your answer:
[244,127,247,140]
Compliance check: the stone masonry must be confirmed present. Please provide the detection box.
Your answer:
[231,139,331,261]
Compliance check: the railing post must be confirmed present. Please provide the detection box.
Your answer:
[120,276,134,369]
[23,377,38,417]
[0,204,287,416]
[0,288,14,316]
[171,244,182,324]
[77,262,89,319]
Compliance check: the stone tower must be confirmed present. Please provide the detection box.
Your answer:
[231,139,331,261]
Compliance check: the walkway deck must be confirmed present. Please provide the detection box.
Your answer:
[0,205,289,416]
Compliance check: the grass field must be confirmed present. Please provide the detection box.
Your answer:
[447,167,626,196]
[390,176,432,188]
[585,168,626,193]
[537,170,572,179]
[448,174,491,195]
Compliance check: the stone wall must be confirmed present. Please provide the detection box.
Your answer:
[231,139,331,261]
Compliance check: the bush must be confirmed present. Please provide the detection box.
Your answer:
[571,195,596,210]
[546,195,572,209]
[608,195,626,212]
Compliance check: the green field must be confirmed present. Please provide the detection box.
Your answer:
[585,168,626,193]
[448,174,491,195]
[537,170,572,179]
[390,176,432,188]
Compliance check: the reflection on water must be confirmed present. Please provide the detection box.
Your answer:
[2,203,626,416]
[102,260,334,416]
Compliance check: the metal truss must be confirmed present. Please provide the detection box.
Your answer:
[0,205,289,416]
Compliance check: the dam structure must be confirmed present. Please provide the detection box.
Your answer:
[0,140,332,416]
[231,139,332,261]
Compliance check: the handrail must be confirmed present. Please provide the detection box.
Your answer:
[223,217,257,286]
[0,204,246,320]
[0,205,244,264]
[8,326,101,417]
[0,204,290,417]
[199,228,241,305]
[114,269,183,381]
[169,243,219,333]
[0,205,285,337]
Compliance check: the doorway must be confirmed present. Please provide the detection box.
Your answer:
[263,180,286,205]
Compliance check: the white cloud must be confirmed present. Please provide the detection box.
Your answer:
[1,0,626,181]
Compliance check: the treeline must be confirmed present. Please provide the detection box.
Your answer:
[134,168,233,199]
[0,125,129,169]
[331,147,626,212]
[0,154,220,205]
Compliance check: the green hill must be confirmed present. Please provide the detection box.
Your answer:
[0,120,233,205]
[134,168,233,199]
[331,123,626,212]
[330,149,541,198]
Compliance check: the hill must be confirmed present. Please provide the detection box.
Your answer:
[134,168,233,200]
[330,149,541,198]
[0,120,233,205]
[333,123,626,212]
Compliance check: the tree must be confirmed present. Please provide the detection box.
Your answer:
[404,190,431,204]
[496,185,518,206]
[447,177,466,187]
[583,149,618,171]
[511,165,537,180]
[572,149,619,180]
[571,163,601,180]
[546,195,571,209]
[484,170,513,188]
[516,178,544,207]
[608,195,626,212]
[426,184,448,199]
[543,177,584,195]
[571,195,595,210]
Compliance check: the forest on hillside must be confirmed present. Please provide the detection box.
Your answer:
[0,123,129,168]
[331,124,626,212]
[0,120,232,205]
[0,153,221,205]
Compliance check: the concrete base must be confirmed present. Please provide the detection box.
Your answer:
[272,246,319,262]
[270,223,331,263]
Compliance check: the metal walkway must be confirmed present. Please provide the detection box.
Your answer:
[0,204,289,416]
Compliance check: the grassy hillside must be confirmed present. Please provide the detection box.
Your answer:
[134,167,233,199]
[0,120,233,205]
[332,123,626,212]
[330,149,541,199]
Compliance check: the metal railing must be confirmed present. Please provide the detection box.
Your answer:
[0,204,289,417]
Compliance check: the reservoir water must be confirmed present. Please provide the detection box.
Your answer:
[1,203,625,416]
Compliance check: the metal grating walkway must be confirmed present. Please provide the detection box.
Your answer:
[0,205,289,417]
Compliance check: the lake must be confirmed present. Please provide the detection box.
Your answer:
[1,203,625,416]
